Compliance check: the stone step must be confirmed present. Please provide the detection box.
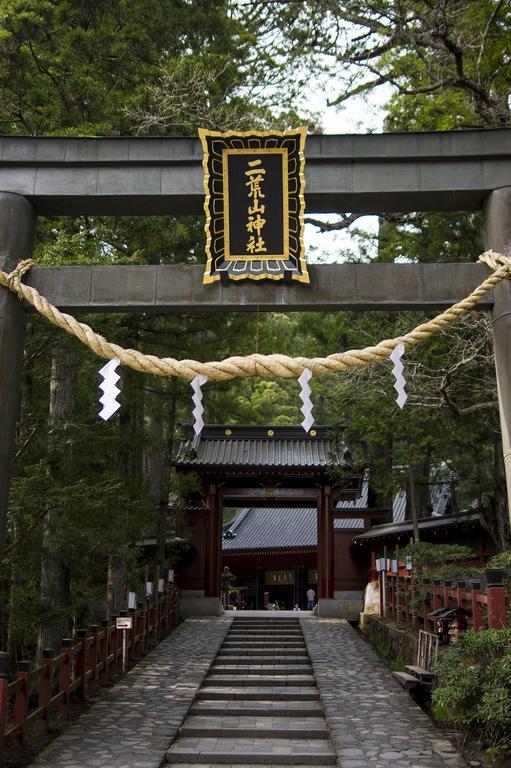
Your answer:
[230,625,301,630]
[216,655,311,665]
[166,736,336,765]
[217,649,308,657]
[228,627,303,632]
[232,621,301,626]
[392,671,422,690]
[210,665,313,676]
[197,687,320,701]
[203,675,315,687]
[221,648,307,654]
[227,632,303,638]
[190,701,324,717]
[180,715,329,739]
[405,665,436,682]
[234,611,301,624]
[223,641,306,646]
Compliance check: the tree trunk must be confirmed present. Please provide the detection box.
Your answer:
[37,341,76,659]
[143,387,169,569]
[480,434,511,552]
[407,465,420,543]
[106,554,125,618]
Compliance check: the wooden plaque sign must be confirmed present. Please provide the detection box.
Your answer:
[199,127,309,284]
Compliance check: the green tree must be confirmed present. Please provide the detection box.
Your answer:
[0,0,288,659]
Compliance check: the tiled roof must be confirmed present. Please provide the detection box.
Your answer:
[222,507,365,551]
[222,507,317,550]
[337,475,369,510]
[174,425,349,470]
[392,480,453,523]
[334,518,365,529]
[352,511,481,543]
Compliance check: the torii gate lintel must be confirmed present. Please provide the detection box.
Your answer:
[1,131,511,564]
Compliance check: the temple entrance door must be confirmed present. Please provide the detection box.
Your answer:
[218,484,334,605]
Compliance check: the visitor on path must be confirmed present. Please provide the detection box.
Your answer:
[306,587,315,610]
[293,603,301,612]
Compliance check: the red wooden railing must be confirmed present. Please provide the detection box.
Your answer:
[0,585,178,747]
[379,565,508,633]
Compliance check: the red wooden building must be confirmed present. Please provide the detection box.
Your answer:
[172,425,494,618]
[173,425,374,618]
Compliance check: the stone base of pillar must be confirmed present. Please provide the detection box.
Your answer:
[317,592,364,620]
[178,590,223,618]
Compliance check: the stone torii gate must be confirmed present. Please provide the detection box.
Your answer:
[1,129,511,579]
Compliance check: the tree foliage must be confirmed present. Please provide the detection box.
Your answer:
[433,628,511,759]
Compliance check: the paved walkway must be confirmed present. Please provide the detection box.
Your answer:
[31,617,232,768]
[28,615,467,768]
[303,619,466,768]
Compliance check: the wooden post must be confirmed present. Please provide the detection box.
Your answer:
[318,485,334,599]
[0,194,36,562]
[205,483,221,598]
[470,581,484,631]
[487,570,507,629]
[100,620,109,683]
[484,188,511,527]
[88,626,98,691]
[128,608,136,658]
[456,581,465,611]
[38,649,54,732]
[443,580,452,611]
[14,661,30,744]
[75,630,87,699]
[422,580,430,630]
[58,639,72,718]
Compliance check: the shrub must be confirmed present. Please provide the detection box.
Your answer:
[432,628,511,758]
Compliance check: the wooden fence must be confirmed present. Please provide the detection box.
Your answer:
[0,585,178,746]
[379,566,509,633]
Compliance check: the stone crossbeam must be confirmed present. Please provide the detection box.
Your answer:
[1,129,511,215]
[26,262,492,313]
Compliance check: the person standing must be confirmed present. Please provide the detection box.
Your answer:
[306,587,315,610]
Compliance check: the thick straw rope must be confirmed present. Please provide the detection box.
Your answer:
[0,252,509,381]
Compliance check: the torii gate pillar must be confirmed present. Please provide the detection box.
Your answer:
[0,193,36,560]
[484,187,511,527]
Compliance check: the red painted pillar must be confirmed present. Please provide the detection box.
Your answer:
[487,570,507,629]
[317,485,334,599]
[470,580,483,631]
[205,484,221,597]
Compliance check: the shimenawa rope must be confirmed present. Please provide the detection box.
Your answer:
[0,251,509,382]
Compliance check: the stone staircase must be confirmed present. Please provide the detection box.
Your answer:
[166,615,336,766]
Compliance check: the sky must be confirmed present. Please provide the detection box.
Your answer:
[300,77,393,263]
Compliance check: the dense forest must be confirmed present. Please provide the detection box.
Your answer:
[0,0,510,664]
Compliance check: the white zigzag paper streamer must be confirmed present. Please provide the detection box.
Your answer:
[98,357,121,421]
[389,343,407,409]
[298,367,314,432]
[191,374,207,436]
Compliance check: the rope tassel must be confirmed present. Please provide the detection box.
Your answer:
[98,357,121,421]
[389,343,407,409]
[191,374,207,435]
[298,367,314,432]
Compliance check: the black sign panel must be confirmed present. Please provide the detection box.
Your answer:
[199,128,309,284]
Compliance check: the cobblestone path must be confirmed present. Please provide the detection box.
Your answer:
[302,618,467,768]
[166,614,336,767]
[27,615,469,768]
[30,617,232,768]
